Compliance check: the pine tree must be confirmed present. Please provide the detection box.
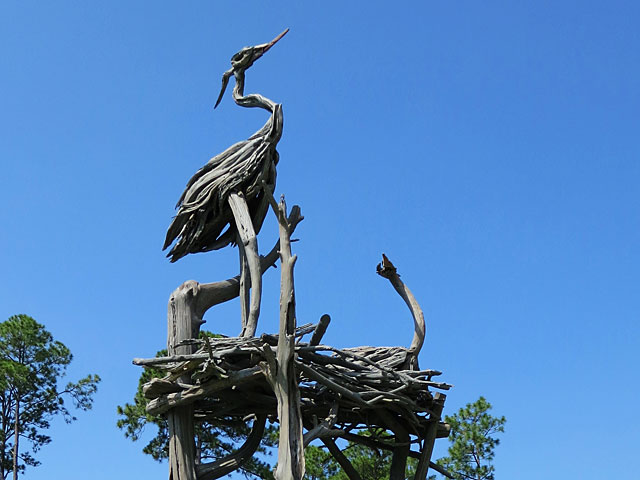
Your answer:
[0,314,100,479]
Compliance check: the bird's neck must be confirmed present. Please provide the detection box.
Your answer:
[233,72,276,113]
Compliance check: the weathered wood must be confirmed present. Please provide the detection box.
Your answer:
[309,314,331,346]
[237,239,250,334]
[167,281,201,480]
[145,30,457,480]
[265,194,305,480]
[147,366,263,416]
[376,254,426,368]
[195,414,267,480]
[302,402,339,447]
[296,361,366,406]
[414,392,446,479]
[229,192,262,337]
[163,31,288,262]
[378,410,411,480]
[143,378,182,399]
[260,323,315,345]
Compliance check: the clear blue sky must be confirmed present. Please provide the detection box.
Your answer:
[1,1,638,478]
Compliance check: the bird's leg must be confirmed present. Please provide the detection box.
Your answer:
[228,192,262,338]
[237,236,250,334]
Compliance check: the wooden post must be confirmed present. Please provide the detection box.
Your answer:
[389,424,410,480]
[378,410,410,480]
[265,195,305,480]
[167,280,202,480]
[414,392,446,479]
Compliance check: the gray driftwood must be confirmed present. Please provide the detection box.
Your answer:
[263,193,305,479]
[140,30,453,480]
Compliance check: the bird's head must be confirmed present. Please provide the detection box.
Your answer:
[215,29,289,108]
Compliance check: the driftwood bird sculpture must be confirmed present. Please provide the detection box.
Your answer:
[343,254,427,370]
[163,29,289,337]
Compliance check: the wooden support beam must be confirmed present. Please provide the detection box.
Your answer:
[264,192,305,480]
[167,281,201,480]
[321,438,363,480]
[378,411,410,480]
[414,392,446,480]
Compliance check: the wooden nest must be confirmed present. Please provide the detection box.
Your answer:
[135,317,452,478]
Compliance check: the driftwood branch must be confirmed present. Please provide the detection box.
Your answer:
[147,366,263,416]
[414,392,447,479]
[377,410,410,480]
[377,254,426,368]
[263,193,305,480]
[302,402,339,447]
[237,238,250,335]
[228,191,262,337]
[195,414,267,480]
[309,314,331,346]
[167,282,200,480]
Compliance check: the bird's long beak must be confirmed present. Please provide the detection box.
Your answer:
[214,69,233,109]
[256,28,289,56]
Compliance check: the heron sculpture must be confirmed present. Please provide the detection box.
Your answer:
[163,29,289,337]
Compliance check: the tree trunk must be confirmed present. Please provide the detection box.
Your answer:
[167,281,201,480]
[1,400,7,480]
[12,397,19,480]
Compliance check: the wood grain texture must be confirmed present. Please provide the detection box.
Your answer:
[376,254,426,369]
[267,195,305,480]
[414,392,447,479]
[228,192,262,337]
[167,282,200,480]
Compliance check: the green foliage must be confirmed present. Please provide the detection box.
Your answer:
[0,314,100,480]
[116,331,278,479]
[304,444,339,480]
[433,397,506,480]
